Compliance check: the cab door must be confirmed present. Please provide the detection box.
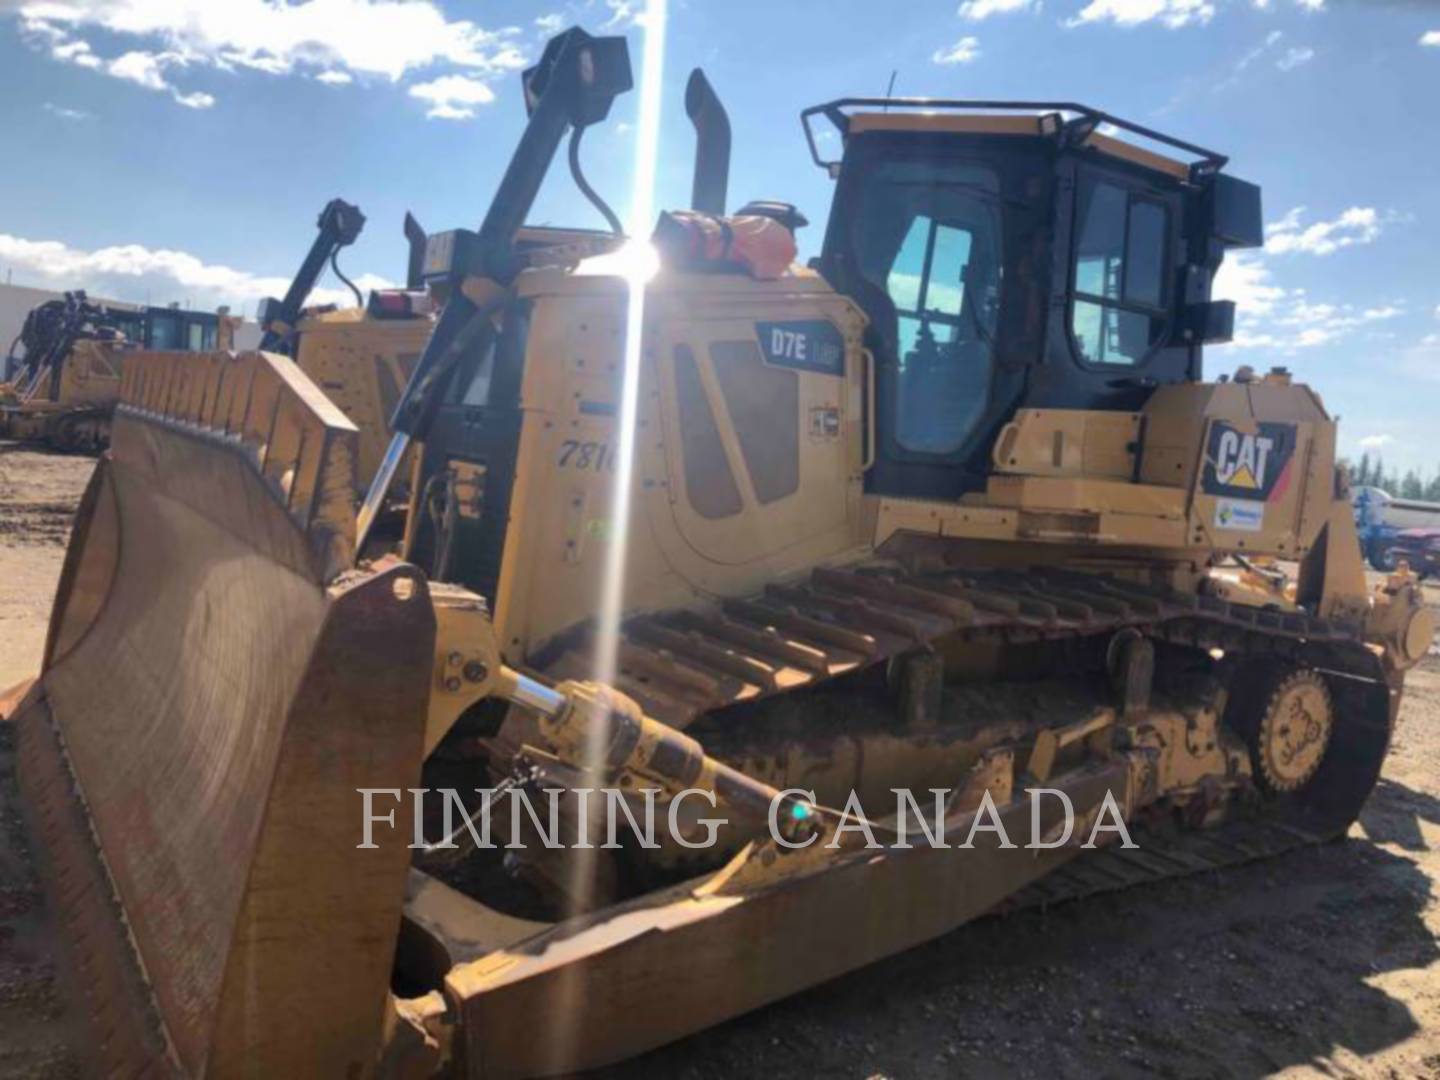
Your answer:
[822,154,1014,500]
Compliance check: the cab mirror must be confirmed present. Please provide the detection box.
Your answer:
[1209,175,1263,249]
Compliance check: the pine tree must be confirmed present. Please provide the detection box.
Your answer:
[1401,469,1424,499]
[1425,470,1440,503]
[1356,452,1372,487]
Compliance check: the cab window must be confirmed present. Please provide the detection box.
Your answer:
[1070,177,1170,367]
[856,161,1003,455]
[149,312,182,350]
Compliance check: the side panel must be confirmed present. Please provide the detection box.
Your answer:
[653,311,860,567]
[493,278,870,662]
[1146,378,1335,561]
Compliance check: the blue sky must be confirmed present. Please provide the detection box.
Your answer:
[1,0,1437,473]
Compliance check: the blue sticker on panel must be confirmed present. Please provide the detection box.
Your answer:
[756,320,846,376]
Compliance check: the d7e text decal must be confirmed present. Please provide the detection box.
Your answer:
[756,320,845,377]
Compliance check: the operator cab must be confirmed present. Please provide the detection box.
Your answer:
[807,102,1262,500]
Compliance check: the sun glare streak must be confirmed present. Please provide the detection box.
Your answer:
[582,237,661,282]
[548,8,667,1070]
[578,0,666,895]
[594,5,667,697]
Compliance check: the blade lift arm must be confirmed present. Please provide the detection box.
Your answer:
[357,27,633,551]
[258,197,367,353]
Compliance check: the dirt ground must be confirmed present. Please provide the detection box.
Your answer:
[0,446,91,691]
[1,442,1438,1079]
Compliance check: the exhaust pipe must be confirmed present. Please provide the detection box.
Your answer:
[685,68,731,216]
[404,211,427,290]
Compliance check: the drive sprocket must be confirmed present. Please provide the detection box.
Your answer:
[1252,668,1334,793]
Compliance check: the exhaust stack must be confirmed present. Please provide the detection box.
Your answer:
[685,68,731,215]
[403,211,427,289]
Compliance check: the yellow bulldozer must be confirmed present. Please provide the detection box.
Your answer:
[4,25,1433,1078]
[0,291,237,451]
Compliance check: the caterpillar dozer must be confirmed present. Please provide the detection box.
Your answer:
[5,25,1434,1079]
[254,196,614,524]
[0,291,237,451]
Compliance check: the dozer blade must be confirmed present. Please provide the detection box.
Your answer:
[8,350,435,1076]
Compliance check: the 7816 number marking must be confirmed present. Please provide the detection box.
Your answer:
[557,439,614,472]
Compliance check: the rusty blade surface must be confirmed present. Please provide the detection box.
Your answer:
[13,350,435,1075]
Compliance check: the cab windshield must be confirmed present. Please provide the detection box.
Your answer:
[853,161,1003,456]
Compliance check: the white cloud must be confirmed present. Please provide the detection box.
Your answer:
[601,1,646,30]
[1275,45,1314,71]
[1214,29,1282,91]
[1072,0,1320,28]
[1066,0,1216,30]
[170,90,214,109]
[106,50,168,92]
[408,74,495,120]
[97,49,211,107]
[1359,434,1395,450]
[933,36,982,64]
[1269,297,1398,348]
[15,0,524,80]
[535,13,565,35]
[1422,31,1440,47]
[315,70,353,85]
[51,37,100,68]
[1266,206,1382,256]
[42,102,89,120]
[0,231,392,314]
[1266,206,1304,233]
[8,0,527,109]
[958,0,1036,20]
[1213,251,1285,319]
[1213,250,1401,353]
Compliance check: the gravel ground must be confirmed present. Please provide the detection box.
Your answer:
[0,445,91,691]
[1,443,1437,1079]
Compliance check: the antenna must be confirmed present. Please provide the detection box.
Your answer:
[883,70,897,111]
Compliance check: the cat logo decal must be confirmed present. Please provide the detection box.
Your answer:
[1202,420,1297,502]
